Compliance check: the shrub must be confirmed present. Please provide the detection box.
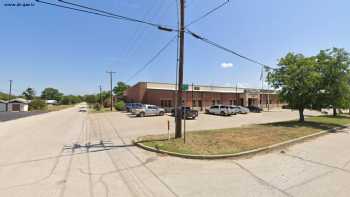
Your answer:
[93,103,101,111]
[114,100,125,111]
[29,99,47,111]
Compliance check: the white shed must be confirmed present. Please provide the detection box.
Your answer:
[0,100,7,112]
[46,100,58,105]
[7,98,29,112]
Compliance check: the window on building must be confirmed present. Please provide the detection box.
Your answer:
[212,100,215,105]
[161,100,172,107]
[216,100,221,104]
[198,100,202,107]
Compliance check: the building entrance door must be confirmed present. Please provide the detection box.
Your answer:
[248,98,258,106]
[198,100,202,111]
[12,104,20,111]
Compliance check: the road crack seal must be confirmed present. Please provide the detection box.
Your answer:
[233,161,294,197]
[282,153,350,174]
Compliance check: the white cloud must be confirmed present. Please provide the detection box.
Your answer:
[221,62,234,69]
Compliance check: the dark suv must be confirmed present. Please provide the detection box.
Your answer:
[248,105,263,113]
[171,107,199,119]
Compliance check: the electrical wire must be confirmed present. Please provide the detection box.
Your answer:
[187,30,273,69]
[125,1,230,82]
[186,0,230,27]
[35,0,178,31]
[126,36,177,83]
[122,2,164,59]
[123,1,173,60]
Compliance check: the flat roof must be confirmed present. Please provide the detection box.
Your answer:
[137,82,276,94]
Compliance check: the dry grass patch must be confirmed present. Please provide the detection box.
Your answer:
[47,105,74,112]
[141,116,350,155]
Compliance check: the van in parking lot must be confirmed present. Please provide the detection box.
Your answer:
[206,105,231,116]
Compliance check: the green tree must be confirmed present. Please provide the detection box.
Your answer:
[22,88,36,100]
[0,92,8,100]
[84,95,97,104]
[113,82,129,97]
[41,88,63,101]
[114,100,125,111]
[316,48,350,116]
[29,99,47,111]
[268,53,322,122]
[60,95,82,105]
[96,91,111,104]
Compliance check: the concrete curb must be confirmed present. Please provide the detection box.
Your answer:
[133,126,345,160]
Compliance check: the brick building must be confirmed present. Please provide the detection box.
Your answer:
[124,82,282,111]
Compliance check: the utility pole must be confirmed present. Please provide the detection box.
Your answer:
[175,0,185,139]
[236,83,238,106]
[232,82,235,105]
[191,83,194,109]
[99,85,103,108]
[106,71,116,111]
[8,80,12,101]
[8,80,12,112]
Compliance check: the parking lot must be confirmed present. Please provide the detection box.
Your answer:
[2,107,350,197]
[99,109,323,142]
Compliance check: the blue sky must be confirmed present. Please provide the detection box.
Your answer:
[1,0,350,95]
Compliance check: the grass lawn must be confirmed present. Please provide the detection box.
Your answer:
[141,116,350,155]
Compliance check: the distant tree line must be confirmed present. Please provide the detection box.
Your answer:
[268,48,350,122]
[83,81,129,111]
[1,80,130,111]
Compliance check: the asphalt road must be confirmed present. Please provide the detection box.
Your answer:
[0,111,46,122]
[0,107,349,197]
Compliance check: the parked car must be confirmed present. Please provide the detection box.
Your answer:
[228,105,240,115]
[207,105,231,116]
[126,103,143,112]
[232,106,249,114]
[248,105,262,113]
[171,107,199,119]
[79,106,88,112]
[132,104,165,117]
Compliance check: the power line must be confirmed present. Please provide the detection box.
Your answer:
[125,1,229,82]
[35,0,178,32]
[121,1,165,59]
[186,0,230,27]
[188,30,273,69]
[123,1,173,61]
[126,36,177,83]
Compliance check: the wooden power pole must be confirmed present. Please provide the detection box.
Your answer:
[8,80,12,102]
[175,0,185,138]
[106,71,116,111]
[99,85,103,107]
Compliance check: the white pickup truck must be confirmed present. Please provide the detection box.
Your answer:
[132,104,165,117]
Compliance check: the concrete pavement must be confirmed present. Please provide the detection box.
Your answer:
[0,108,349,197]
